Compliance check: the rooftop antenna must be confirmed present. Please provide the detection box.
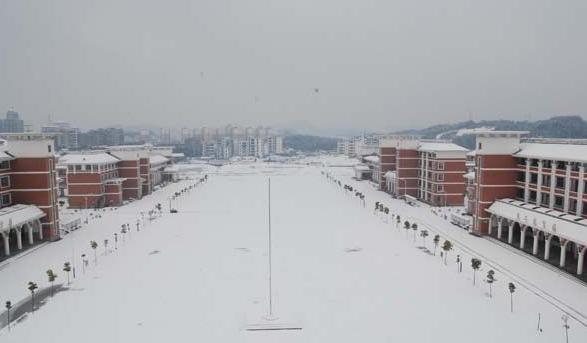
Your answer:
[245,177,302,332]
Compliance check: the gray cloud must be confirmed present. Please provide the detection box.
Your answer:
[1,0,586,133]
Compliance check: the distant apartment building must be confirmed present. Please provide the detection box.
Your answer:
[197,125,283,159]
[0,133,60,258]
[78,128,124,148]
[0,110,25,133]
[467,131,587,277]
[338,135,381,157]
[41,121,79,150]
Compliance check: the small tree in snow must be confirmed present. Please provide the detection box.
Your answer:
[396,216,401,228]
[404,221,410,238]
[46,269,57,296]
[90,240,98,265]
[420,230,429,248]
[508,282,516,312]
[471,258,482,285]
[433,235,440,256]
[104,239,109,254]
[486,270,496,298]
[114,233,118,249]
[5,300,12,331]
[442,240,452,265]
[374,201,380,214]
[63,262,71,285]
[411,223,418,242]
[121,226,127,244]
[28,281,38,313]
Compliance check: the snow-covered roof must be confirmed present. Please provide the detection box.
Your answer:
[0,151,14,161]
[418,142,468,153]
[59,152,120,165]
[171,153,185,158]
[514,143,587,163]
[486,199,587,245]
[0,204,46,233]
[363,155,380,164]
[384,171,396,179]
[463,171,475,179]
[466,150,476,157]
[353,165,370,171]
[149,155,169,166]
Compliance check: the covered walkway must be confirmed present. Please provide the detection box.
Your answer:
[486,199,587,278]
[0,204,46,257]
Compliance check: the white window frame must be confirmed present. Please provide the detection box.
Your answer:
[437,184,444,192]
[437,173,444,181]
[0,175,10,188]
[437,162,445,170]
[2,192,11,205]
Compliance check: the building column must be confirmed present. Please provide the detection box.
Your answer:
[577,245,586,275]
[563,162,571,212]
[544,234,553,260]
[560,239,570,268]
[15,227,22,250]
[488,216,494,235]
[536,160,543,205]
[1,232,10,256]
[549,160,556,209]
[27,223,34,245]
[532,229,540,255]
[508,221,515,244]
[37,220,43,240]
[524,159,530,202]
[497,218,503,239]
[520,225,528,249]
[577,165,585,216]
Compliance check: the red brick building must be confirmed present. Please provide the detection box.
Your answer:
[417,142,468,206]
[60,152,123,208]
[0,133,60,257]
[469,131,587,277]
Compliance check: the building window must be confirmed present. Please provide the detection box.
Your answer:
[517,172,525,182]
[437,184,444,192]
[516,188,524,200]
[543,160,552,169]
[48,145,52,153]
[556,177,565,188]
[0,160,9,169]
[529,191,537,203]
[571,179,578,192]
[542,175,550,187]
[437,173,444,181]
[437,162,445,170]
[541,194,550,207]
[478,142,482,150]
[1,193,10,206]
[554,196,564,209]
[569,199,577,212]
[530,173,538,184]
[0,176,9,188]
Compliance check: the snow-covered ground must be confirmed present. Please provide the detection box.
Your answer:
[0,157,586,342]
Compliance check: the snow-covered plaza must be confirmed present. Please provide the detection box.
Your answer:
[1,157,586,342]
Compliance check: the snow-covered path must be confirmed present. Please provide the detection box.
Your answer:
[0,161,586,342]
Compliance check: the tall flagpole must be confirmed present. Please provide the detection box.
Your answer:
[268,177,273,318]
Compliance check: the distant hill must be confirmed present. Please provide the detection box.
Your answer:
[398,116,587,149]
[283,134,337,152]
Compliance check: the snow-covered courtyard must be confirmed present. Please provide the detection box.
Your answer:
[1,157,586,342]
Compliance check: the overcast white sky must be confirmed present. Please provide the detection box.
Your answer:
[0,0,586,134]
